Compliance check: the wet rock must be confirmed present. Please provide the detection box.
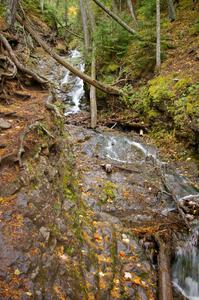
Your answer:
[0,118,11,129]
[39,227,50,242]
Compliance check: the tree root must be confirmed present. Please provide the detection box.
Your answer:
[0,33,48,84]
[46,94,63,118]
[18,122,54,166]
[0,55,17,80]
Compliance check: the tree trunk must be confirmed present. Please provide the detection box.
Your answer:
[91,0,140,37]
[127,0,137,25]
[86,0,97,128]
[79,0,90,51]
[112,0,118,13]
[6,0,19,26]
[156,234,173,300]
[40,0,44,13]
[167,0,176,21]
[90,48,97,128]
[156,0,161,70]
[16,14,120,95]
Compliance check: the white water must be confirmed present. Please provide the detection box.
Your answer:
[61,49,85,115]
[172,227,199,300]
[59,50,199,299]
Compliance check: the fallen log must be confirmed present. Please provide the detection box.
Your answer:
[0,33,47,84]
[16,14,121,95]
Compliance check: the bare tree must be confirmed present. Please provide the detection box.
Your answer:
[127,0,137,25]
[40,0,44,13]
[6,0,19,26]
[156,0,161,70]
[79,0,90,51]
[167,0,176,21]
[86,0,97,128]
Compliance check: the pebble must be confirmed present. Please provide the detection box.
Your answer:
[0,118,11,129]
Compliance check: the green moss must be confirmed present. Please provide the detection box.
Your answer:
[99,181,117,204]
[149,75,175,104]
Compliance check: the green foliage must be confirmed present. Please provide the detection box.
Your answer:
[94,16,132,61]
[189,21,199,36]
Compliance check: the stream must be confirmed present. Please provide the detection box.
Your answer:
[38,49,199,299]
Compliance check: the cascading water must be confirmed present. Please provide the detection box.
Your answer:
[39,49,199,299]
[61,49,85,115]
[172,227,199,300]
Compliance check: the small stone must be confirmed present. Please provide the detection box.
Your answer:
[105,164,112,173]
[39,227,50,242]
[99,271,105,277]
[0,118,11,129]
[124,272,132,280]
[14,269,21,276]
[139,129,144,136]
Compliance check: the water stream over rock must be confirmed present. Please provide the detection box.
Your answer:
[40,49,199,299]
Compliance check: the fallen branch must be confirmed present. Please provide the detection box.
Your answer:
[16,14,121,95]
[0,33,48,84]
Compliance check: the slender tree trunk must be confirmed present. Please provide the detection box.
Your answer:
[127,0,137,25]
[91,0,140,37]
[86,0,97,128]
[156,234,173,300]
[16,14,120,95]
[40,0,44,13]
[90,48,97,128]
[156,0,161,70]
[64,0,67,26]
[6,0,19,26]
[79,0,90,51]
[112,0,118,13]
[167,0,176,21]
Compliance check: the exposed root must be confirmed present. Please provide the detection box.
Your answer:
[46,94,63,118]
[18,121,54,166]
[0,33,48,84]
[0,55,17,79]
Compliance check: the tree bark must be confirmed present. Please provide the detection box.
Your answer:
[6,0,19,26]
[127,0,137,25]
[40,0,44,13]
[156,233,173,300]
[91,0,140,37]
[79,0,90,51]
[16,15,121,95]
[90,49,97,128]
[167,0,176,21]
[0,33,47,84]
[86,0,97,128]
[156,0,161,70]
